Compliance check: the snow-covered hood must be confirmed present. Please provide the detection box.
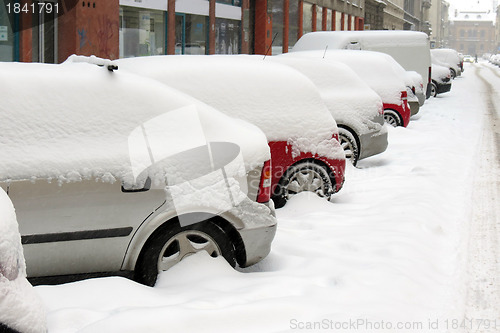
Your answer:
[268,55,384,136]
[284,50,407,105]
[0,61,270,185]
[0,189,47,333]
[117,55,344,160]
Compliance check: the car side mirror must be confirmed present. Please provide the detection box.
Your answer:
[121,177,152,193]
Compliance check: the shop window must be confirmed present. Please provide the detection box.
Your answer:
[216,0,241,6]
[176,14,208,55]
[215,18,240,54]
[32,1,58,63]
[0,0,16,61]
[271,0,284,54]
[288,0,299,49]
[119,6,165,58]
[303,2,313,34]
[316,5,322,31]
[326,9,332,31]
[335,11,342,31]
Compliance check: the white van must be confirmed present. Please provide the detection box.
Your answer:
[292,31,433,99]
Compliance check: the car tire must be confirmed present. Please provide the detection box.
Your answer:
[431,82,438,97]
[450,68,456,79]
[135,220,236,286]
[383,109,402,127]
[272,160,335,208]
[338,127,359,166]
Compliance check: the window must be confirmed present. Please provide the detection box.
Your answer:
[303,2,313,34]
[288,0,299,49]
[216,0,241,6]
[32,1,58,63]
[326,9,332,31]
[0,0,16,61]
[316,5,322,31]
[120,7,165,58]
[480,30,485,38]
[271,0,284,54]
[215,18,240,54]
[460,29,465,37]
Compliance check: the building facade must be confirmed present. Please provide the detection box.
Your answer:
[0,0,367,62]
[382,0,405,30]
[448,9,496,55]
[269,0,366,55]
[428,0,450,48]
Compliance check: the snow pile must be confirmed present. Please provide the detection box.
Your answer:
[284,50,407,105]
[268,56,384,136]
[0,189,47,333]
[292,31,430,52]
[117,55,344,160]
[0,62,270,186]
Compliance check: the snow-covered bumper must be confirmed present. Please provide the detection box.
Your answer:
[227,199,277,267]
[359,124,389,160]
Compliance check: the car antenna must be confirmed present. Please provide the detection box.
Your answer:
[263,33,279,60]
[323,45,328,58]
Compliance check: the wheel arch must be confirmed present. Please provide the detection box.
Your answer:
[383,108,404,127]
[122,210,247,271]
[337,124,361,155]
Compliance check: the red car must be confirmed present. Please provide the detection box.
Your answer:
[287,50,412,128]
[117,55,346,208]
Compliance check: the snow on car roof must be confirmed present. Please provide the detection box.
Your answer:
[292,31,430,52]
[117,55,344,160]
[0,61,270,183]
[283,50,407,105]
[266,56,383,135]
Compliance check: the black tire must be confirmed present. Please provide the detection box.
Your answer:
[383,109,402,127]
[272,160,335,209]
[431,82,438,97]
[450,68,456,79]
[338,127,360,166]
[135,219,236,286]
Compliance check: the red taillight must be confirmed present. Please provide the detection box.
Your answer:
[401,91,407,100]
[256,160,272,203]
[428,66,432,84]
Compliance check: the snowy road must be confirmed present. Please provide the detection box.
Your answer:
[464,63,500,332]
[35,62,499,333]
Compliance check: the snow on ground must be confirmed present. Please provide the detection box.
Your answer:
[34,62,494,332]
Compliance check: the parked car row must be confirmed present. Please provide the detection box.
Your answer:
[1,31,462,293]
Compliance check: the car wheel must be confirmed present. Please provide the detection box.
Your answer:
[450,68,456,79]
[272,161,334,208]
[383,109,402,127]
[431,82,438,97]
[135,220,236,286]
[338,127,359,166]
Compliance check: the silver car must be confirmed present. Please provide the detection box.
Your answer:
[0,59,277,286]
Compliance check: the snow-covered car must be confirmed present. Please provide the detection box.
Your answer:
[0,188,47,333]
[430,63,452,97]
[286,50,411,128]
[0,59,277,287]
[431,49,463,78]
[117,55,346,208]
[489,54,500,66]
[291,30,433,99]
[269,56,388,165]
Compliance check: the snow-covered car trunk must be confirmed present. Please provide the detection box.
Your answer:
[0,189,47,333]
[267,55,388,164]
[283,50,412,128]
[117,55,346,208]
[431,63,452,97]
[0,60,277,286]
